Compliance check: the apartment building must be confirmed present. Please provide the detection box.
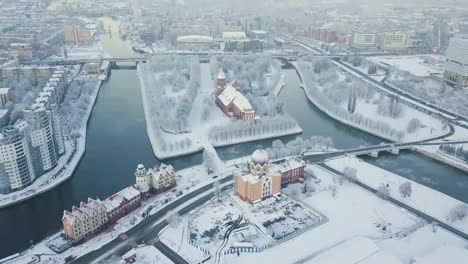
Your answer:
[444,37,468,88]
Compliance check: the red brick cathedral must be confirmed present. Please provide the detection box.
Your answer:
[215,68,256,121]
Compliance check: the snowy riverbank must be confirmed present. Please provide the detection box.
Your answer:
[293,61,448,143]
[0,78,102,209]
[325,156,468,235]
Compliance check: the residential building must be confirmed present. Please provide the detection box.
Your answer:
[176,35,213,51]
[22,105,58,174]
[271,157,306,186]
[222,31,247,41]
[235,149,281,203]
[0,88,9,107]
[134,163,176,197]
[0,126,36,194]
[351,32,377,50]
[444,37,468,88]
[64,25,92,45]
[85,63,100,75]
[216,68,255,121]
[378,31,409,50]
[62,198,108,241]
[103,186,141,223]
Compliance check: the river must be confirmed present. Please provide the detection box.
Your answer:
[1,18,468,259]
[0,18,201,258]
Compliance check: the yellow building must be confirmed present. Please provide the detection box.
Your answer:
[62,198,108,241]
[64,25,92,45]
[378,31,409,50]
[235,149,281,203]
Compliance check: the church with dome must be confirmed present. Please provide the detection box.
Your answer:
[235,149,282,203]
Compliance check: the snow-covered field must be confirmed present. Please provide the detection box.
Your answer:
[325,156,468,235]
[368,55,445,77]
[160,193,327,263]
[220,164,468,264]
[294,59,447,142]
[138,55,301,159]
[0,77,102,208]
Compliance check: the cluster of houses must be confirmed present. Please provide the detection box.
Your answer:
[62,163,176,242]
[215,68,256,121]
[236,149,305,203]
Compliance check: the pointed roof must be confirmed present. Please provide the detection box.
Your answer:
[218,68,226,80]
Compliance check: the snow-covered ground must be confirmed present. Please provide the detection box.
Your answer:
[368,55,445,77]
[0,78,102,208]
[294,60,447,142]
[325,156,468,235]
[160,193,327,264]
[213,163,468,263]
[138,57,301,159]
[117,245,174,264]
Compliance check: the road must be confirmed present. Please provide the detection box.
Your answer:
[318,163,468,240]
[72,176,233,264]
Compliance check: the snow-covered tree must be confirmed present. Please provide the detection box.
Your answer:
[447,204,468,223]
[399,181,413,198]
[406,118,421,133]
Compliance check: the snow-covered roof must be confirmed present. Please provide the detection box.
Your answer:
[217,85,237,106]
[0,88,9,94]
[103,186,141,212]
[13,120,30,131]
[62,198,104,224]
[232,93,254,112]
[218,68,226,80]
[217,84,254,112]
[222,31,247,40]
[251,149,269,165]
[238,171,280,184]
[177,35,213,43]
[271,157,305,174]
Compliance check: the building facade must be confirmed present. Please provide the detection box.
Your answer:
[0,88,9,107]
[271,157,306,185]
[378,31,409,50]
[0,126,36,194]
[0,68,67,193]
[444,37,468,88]
[235,149,281,203]
[176,35,213,51]
[64,25,92,45]
[62,198,108,241]
[103,186,141,223]
[215,68,256,121]
[134,163,176,197]
[22,106,58,174]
